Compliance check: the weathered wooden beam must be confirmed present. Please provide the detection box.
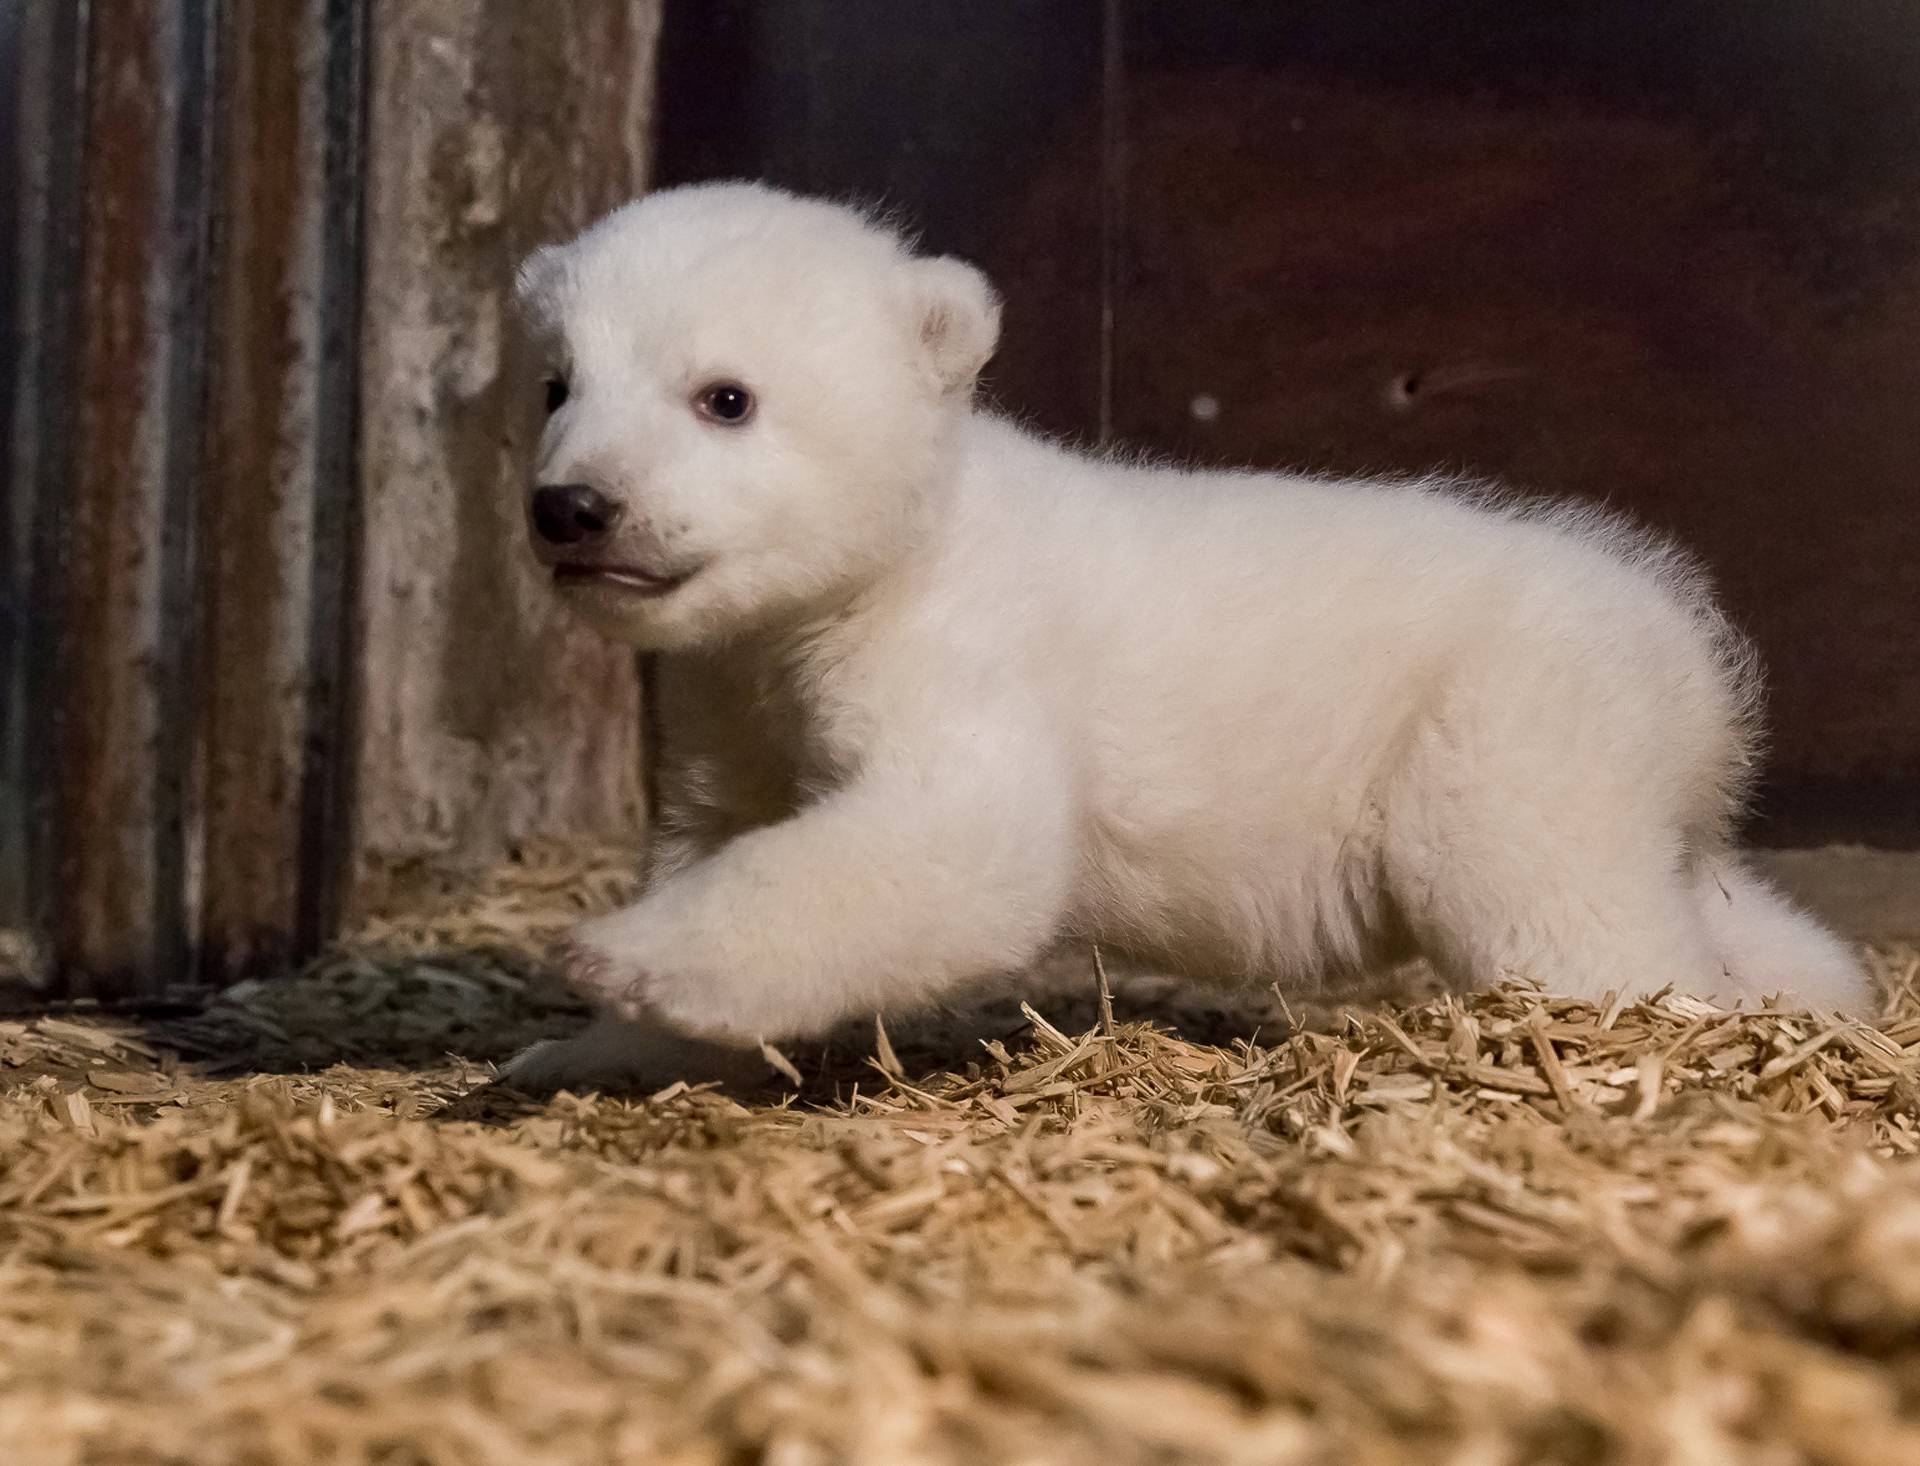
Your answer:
[350,0,662,904]
[1,3,91,1000]
[194,0,367,983]
[6,1,664,1002]
[21,1,213,1000]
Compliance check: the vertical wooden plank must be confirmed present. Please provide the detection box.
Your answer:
[8,0,667,999]
[154,1,217,992]
[2,4,45,944]
[194,0,365,981]
[60,2,165,991]
[350,1,663,897]
[300,0,374,955]
[1,3,89,994]
[39,1,208,999]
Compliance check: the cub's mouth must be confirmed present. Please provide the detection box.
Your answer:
[550,563,695,599]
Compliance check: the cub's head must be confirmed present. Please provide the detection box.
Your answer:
[513,182,1000,649]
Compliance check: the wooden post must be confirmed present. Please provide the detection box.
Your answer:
[2,1,663,1004]
[5,1,212,1001]
[195,0,369,984]
[349,0,660,906]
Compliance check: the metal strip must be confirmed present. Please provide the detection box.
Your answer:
[19,1,92,989]
[0,4,42,938]
[152,0,218,996]
[195,0,302,984]
[297,0,371,951]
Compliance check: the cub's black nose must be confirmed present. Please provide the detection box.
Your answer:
[531,483,622,546]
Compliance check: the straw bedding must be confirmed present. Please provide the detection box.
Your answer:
[3,845,1918,1465]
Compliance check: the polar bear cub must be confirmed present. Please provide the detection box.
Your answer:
[504,181,1867,1089]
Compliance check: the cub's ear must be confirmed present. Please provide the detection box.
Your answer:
[513,244,569,325]
[910,255,1001,393]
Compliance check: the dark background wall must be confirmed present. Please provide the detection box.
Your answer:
[655,0,1920,847]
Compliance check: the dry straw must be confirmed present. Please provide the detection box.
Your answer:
[2,842,1918,1465]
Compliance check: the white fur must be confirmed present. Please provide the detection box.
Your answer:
[503,182,1870,1090]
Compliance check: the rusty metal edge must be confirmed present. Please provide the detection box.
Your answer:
[151,0,220,998]
[192,0,312,987]
[0,3,35,937]
[295,0,372,955]
[14,1,93,994]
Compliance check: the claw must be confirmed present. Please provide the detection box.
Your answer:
[551,936,614,995]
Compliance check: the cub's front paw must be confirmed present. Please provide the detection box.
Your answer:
[551,918,765,1046]
[552,929,653,1019]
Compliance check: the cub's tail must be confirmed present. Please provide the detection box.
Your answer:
[1693,858,1875,1015]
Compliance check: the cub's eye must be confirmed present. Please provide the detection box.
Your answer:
[544,375,569,414]
[694,382,754,424]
